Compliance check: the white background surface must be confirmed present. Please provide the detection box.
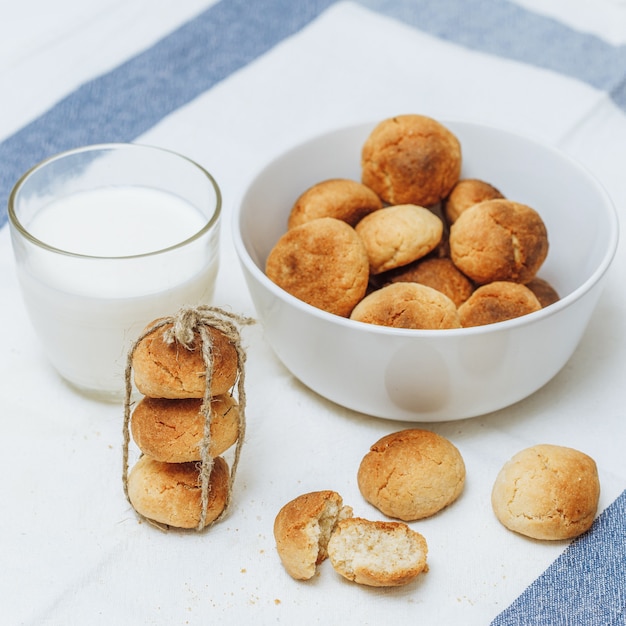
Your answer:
[1,1,625,624]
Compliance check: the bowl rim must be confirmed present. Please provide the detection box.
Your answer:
[233,119,620,338]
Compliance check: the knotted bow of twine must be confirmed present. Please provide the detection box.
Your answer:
[122,305,255,531]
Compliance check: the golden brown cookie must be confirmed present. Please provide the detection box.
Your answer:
[526,276,560,307]
[457,281,542,327]
[449,199,549,284]
[350,282,461,330]
[127,455,230,529]
[387,256,474,307]
[361,114,462,206]
[354,204,443,274]
[131,395,239,463]
[357,429,466,521]
[443,178,504,224]
[265,217,369,317]
[287,178,383,229]
[327,518,428,587]
[273,490,353,580]
[491,444,600,540]
[133,322,238,399]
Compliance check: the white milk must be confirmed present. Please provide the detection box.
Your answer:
[28,187,205,257]
[18,187,219,399]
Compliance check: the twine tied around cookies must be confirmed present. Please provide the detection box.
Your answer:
[122,305,255,531]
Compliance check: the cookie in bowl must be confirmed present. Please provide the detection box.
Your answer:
[233,119,618,420]
[361,114,462,206]
[350,282,461,330]
[287,178,382,228]
[449,198,549,285]
[265,217,369,317]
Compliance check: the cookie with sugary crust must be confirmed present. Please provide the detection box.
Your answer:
[127,455,230,529]
[133,322,238,399]
[131,394,239,463]
[526,276,560,307]
[355,204,443,274]
[443,178,504,224]
[457,281,542,327]
[273,490,353,580]
[491,444,600,540]
[449,199,549,285]
[386,256,474,307]
[287,178,383,229]
[350,282,461,330]
[361,114,461,207]
[357,429,466,521]
[265,217,369,317]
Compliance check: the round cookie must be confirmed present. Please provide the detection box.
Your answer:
[357,429,466,521]
[327,518,428,587]
[131,394,240,463]
[350,282,461,330]
[449,199,549,285]
[444,178,504,224]
[127,455,230,529]
[458,281,542,327]
[132,321,238,399]
[526,276,560,307]
[361,114,462,207]
[355,204,443,274]
[273,490,353,580]
[387,256,474,307]
[491,444,600,540]
[287,178,383,229]
[265,217,369,317]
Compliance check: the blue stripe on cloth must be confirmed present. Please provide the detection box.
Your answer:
[0,0,626,227]
[1,0,626,230]
[1,0,625,620]
[0,0,337,228]
[360,0,626,109]
[491,489,626,626]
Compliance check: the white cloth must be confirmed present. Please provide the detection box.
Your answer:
[1,1,625,624]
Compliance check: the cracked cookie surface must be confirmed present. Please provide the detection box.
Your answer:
[127,455,229,529]
[385,256,475,307]
[458,280,542,327]
[443,177,504,224]
[357,429,466,521]
[273,490,353,580]
[449,198,548,284]
[131,395,239,462]
[491,444,600,540]
[355,204,443,275]
[133,321,238,398]
[361,114,462,206]
[350,282,461,330]
[265,217,369,317]
[287,178,383,229]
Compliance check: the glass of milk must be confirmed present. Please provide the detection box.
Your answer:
[8,143,221,401]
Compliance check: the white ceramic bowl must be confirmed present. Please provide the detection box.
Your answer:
[233,121,618,421]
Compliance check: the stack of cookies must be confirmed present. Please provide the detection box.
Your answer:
[123,308,250,530]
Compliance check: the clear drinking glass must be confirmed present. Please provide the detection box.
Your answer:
[8,143,221,402]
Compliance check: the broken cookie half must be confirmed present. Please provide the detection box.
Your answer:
[328,517,428,587]
[273,490,353,581]
[273,490,428,587]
